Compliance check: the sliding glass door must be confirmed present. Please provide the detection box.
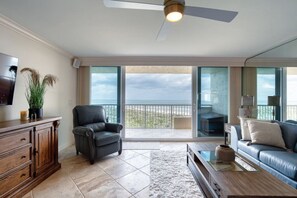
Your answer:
[90,66,121,123]
[285,67,297,121]
[196,67,228,137]
[125,66,192,139]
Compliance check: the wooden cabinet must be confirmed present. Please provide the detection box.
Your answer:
[0,117,61,198]
[34,123,55,176]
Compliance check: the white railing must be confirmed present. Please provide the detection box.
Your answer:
[102,104,191,129]
[102,104,297,128]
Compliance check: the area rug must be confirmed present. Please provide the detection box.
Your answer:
[123,142,160,150]
[150,151,204,198]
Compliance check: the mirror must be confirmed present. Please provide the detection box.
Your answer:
[245,38,297,66]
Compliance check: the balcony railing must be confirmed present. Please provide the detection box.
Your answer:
[101,104,297,129]
[102,104,191,129]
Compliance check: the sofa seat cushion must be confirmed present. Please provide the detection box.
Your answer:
[238,140,285,160]
[259,151,297,181]
[95,132,120,147]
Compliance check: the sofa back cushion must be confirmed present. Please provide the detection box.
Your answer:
[273,121,297,150]
[239,117,256,140]
[247,120,286,149]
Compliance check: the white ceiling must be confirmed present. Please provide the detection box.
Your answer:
[0,0,297,58]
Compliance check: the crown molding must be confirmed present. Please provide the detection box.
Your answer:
[79,56,246,67]
[0,13,73,59]
[245,57,297,67]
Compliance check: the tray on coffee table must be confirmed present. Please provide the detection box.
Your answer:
[199,150,257,172]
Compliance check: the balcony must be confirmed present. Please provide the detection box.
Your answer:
[102,104,297,138]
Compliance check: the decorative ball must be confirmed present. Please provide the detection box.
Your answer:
[215,144,235,162]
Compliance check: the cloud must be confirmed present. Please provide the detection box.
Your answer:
[126,73,192,102]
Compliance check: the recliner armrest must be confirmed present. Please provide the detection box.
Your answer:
[73,126,95,139]
[105,123,123,133]
[231,125,241,152]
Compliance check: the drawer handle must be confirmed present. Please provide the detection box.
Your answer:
[21,155,26,159]
[214,183,221,191]
[20,173,26,178]
[20,138,26,141]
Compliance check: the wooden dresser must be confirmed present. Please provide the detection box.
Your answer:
[0,117,61,198]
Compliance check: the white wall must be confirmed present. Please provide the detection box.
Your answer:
[0,23,77,151]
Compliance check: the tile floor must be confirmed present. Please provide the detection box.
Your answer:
[22,142,190,198]
[125,129,192,139]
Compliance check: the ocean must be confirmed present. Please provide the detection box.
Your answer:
[91,99,191,105]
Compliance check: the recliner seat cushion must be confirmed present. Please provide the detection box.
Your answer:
[238,140,285,160]
[259,151,297,181]
[95,132,120,147]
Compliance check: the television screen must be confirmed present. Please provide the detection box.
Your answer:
[0,53,18,105]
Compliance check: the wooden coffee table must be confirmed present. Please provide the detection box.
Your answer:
[187,142,297,198]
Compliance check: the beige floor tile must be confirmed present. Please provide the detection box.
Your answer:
[134,186,149,198]
[59,145,76,161]
[142,151,151,158]
[22,191,33,198]
[82,180,131,198]
[97,156,125,170]
[75,171,114,193]
[116,170,150,195]
[160,145,184,151]
[125,155,150,169]
[32,170,83,198]
[104,162,137,179]
[65,160,104,180]
[118,150,140,161]
[140,164,150,176]
[61,155,89,170]
[133,150,151,154]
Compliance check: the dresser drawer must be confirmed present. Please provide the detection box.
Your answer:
[0,146,31,175]
[0,165,31,196]
[0,129,32,153]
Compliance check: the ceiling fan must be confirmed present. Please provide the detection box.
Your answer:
[103,0,238,40]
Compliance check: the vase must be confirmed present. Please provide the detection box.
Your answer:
[29,108,43,119]
[215,144,235,162]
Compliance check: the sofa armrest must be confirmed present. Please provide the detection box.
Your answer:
[105,123,123,133]
[230,125,242,152]
[73,126,95,139]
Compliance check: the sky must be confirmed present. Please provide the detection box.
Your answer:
[91,72,297,105]
[91,73,192,104]
[126,73,191,104]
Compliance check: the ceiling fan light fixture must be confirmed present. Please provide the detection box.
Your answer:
[164,3,184,22]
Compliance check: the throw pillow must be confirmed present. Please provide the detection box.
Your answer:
[247,120,286,149]
[238,117,255,140]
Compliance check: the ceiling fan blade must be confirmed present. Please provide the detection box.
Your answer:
[184,6,238,22]
[103,0,163,11]
[156,20,172,41]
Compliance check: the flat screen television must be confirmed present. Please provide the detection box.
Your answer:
[0,53,18,105]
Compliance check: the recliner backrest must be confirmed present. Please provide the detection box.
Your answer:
[73,105,107,127]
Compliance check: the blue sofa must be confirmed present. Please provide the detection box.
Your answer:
[231,120,297,188]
